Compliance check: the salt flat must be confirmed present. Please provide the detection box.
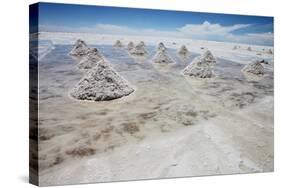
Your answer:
[33,32,273,186]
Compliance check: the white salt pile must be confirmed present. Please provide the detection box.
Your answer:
[201,50,216,64]
[71,60,134,101]
[182,50,216,78]
[157,42,166,51]
[114,40,123,48]
[69,39,89,57]
[78,48,104,70]
[130,41,147,56]
[153,48,174,64]
[242,60,265,75]
[178,45,189,57]
[127,41,134,51]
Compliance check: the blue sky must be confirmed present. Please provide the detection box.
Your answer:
[33,2,274,46]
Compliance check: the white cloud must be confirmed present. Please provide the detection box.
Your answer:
[178,21,251,36]
[39,21,273,46]
[91,24,181,38]
[93,24,136,35]
[224,32,273,46]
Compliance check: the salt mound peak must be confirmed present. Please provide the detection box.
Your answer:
[178,45,189,56]
[182,51,216,78]
[130,41,147,56]
[78,48,104,70]
[114,40,123,48]
[242,60,264,75]
[157,42,166,51]
[139,41,146,47]
[71,60,134,101]
[69,39,89,57]
[200,50,216,64]
[182,57,214,78]
[127,41,134,51]
[153,48,174,64]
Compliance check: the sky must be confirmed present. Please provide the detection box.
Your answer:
[32,2,274,46]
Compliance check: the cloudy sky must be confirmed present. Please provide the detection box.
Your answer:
[34,3,274,46]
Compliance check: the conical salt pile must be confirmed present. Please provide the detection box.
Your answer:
[69,39,89,57]
[178,45,189,56]
[78,48,104,70]
[127,41,134,51]
[200,50,216,64]
[114,40,123,48]
[157,42,166,51]
[71,60,134,101]
[153,48,174,64]
[182,50,216,78]
[130,41,147,56]
[267,49,273,54]
[242,60,264,75]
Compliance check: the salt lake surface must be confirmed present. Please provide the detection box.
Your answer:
[36,41,273,186]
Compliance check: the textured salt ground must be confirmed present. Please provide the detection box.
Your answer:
[37,44,273,186]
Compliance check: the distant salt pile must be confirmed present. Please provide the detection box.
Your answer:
[71,60,134,101]
[127,41,134,51]
[178,45,189,57]
[201,50,216,64]
[247,47,252,51]
[157,42,166,51]
[153,48,174,64]
[267,49,273,54]
[242,60,265,75]
[114,40,123,48]
[182,50,216,78]
[69,39,89,57]
[139,41,146,47]
[130,41,147,56]
[78,48,104,70]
